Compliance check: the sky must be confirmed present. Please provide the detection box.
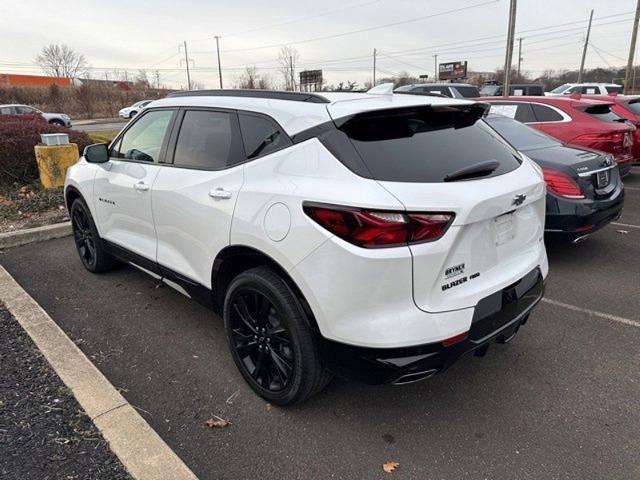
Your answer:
[0,0,638,89]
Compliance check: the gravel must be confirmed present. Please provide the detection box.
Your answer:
[0,304,130,480]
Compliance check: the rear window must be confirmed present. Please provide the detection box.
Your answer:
[338,106,521,183]
[453,86,480,98]
[582,104,623,123]
[486,115,560,151]
[623,99,640,115]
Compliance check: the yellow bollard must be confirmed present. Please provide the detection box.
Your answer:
[34,143,79,188]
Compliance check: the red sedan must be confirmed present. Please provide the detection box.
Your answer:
[478,96,635,176]
[582,93,640,165]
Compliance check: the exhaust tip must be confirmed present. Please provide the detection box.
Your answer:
[392,369,438,386]
[572,234,591,244]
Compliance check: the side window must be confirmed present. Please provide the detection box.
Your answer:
[173,110,241,170]
[531,104,564,122]
[565,86,580,94]
[112,109,173,162]
[606,86,623,94]
[582,86,598,94]
[16,106,35,114]
[0,106,14,115]
[490,103,535,122]
[239,113,291,160]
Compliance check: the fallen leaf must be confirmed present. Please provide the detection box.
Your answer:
[205,416,232,429]
[383,461,399,473]
[265,403,272,411]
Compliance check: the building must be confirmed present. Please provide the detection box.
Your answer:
[0,73,72,88]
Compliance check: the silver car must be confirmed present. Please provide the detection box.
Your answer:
[0,103,72,127]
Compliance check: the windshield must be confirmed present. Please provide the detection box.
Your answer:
[485,115,560,151]
[480,85,501,96]
[549,84,571,94]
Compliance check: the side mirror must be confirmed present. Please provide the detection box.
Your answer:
[84,143,109,163]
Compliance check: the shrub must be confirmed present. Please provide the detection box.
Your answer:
[0,114,92,185]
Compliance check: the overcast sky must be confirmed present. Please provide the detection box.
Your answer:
[0,0,638,88]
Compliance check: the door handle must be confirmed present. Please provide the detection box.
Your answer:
[209,188,233,200]
[134,181,149,192]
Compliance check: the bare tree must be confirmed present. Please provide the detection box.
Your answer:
[135,69,150,88]
[235,66,272,89]
[35,44,88,78]
[278,46,299,91]
[153,70,162,89]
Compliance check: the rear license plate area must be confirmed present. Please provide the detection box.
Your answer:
[596,169,610,188]
[494,212,515,246]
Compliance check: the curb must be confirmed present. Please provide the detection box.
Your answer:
[0,222,72,249]
[0,265,199,480]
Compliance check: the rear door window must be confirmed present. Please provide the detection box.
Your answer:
[422,86,451,97]
[531,104,564,122]
[238,113,291,159]
[173,110,243,169]
[453,86,480,98]
[489,102,536,122]
[339,106,521,183]
[606,86,623,94]
[581,86,599,94]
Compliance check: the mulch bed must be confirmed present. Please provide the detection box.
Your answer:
[0,304,130,479]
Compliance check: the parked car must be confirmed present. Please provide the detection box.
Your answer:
[480,83,544,96]
[395,83,480,98]
[545,83,623,96]
[118,100,152,119]
[0,103,72,127]
[65,88,548,405]
[478,96,635,176]
[485,114,624,242]
[581,93,640,165]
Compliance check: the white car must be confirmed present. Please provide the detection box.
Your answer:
[545,83,623,96]
[64,87,548,405]
[118,100,152,119]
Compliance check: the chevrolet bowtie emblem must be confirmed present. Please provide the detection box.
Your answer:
[512,194,526,206]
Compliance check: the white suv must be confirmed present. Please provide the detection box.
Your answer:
[545,83,623,96]
[65,88,548,405]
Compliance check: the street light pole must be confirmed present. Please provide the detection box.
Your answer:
[624,0,640,94]
[373,48,377,85]
[578,10,594,83]
[433,54,438,81]
[502,0,517,97]
[214,36,223,89]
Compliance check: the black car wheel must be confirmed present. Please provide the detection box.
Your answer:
[50,119,65,127]
[224,267,331,405]
[129,110,138,118]
[70,198,117,273]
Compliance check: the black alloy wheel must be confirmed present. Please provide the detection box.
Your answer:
[228,289,294,392]
[224,267,331,405]
[72,203,97,269]
[70,198,117,273]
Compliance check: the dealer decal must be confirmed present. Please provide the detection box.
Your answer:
[444,263,465,279]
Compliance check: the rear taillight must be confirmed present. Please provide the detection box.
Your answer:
[572,131,625,144]
[542,168,584,199]
[303,204,455,248]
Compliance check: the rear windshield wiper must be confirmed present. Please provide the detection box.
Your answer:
[444,160,500,182]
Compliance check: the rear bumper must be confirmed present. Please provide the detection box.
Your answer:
[318,268,544,385]
[544,188,624,236]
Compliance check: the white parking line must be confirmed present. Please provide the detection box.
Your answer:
[612,222,640,230]
[542,298,640,328]
[624,186,640,191]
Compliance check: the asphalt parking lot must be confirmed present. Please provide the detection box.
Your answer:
[1,170,639,480]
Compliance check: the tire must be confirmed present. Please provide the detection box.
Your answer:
[223,266,331,405]
[129,110,138,118]
[70,198,117,273]
[50,119,65,127]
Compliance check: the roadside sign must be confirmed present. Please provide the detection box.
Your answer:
[439,61,468,81]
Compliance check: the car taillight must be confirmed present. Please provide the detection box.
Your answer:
[572,131,625,144]
[303,204,455,248]
[542,168,584,199]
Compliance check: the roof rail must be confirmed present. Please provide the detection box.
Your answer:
[166,89,331,104]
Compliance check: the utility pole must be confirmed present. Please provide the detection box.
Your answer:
[517,37,523,78]
[214,36,223,89]
[180,41,192,90]
[578,9,594,83]
[289,55,295,91]
[624,0,640,94]
[502,0,517,97]
[373,48,377,85]
[433,54,438,81]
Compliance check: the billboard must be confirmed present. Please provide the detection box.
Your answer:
[438,61,468,81]
[299,70,323,91]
